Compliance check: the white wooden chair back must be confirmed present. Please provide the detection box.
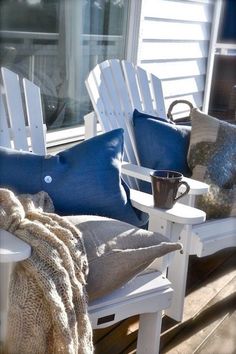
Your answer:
[0,67,46,154]
[85,59,167,170]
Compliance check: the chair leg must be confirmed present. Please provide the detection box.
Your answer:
[137,311,162,354]
[148,216,191,322]
[148,217,173,273]
[165,226,191,322]
[0,263,12,343]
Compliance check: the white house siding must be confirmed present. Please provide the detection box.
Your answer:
[136,0,215,119]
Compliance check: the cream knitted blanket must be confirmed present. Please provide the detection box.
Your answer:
[0,189,93,354]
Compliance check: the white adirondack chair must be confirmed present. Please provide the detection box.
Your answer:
[85,59,236,321]
[0,67,207,353]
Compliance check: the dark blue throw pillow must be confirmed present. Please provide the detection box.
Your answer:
[0,129,146,227]
[133,109,191,192]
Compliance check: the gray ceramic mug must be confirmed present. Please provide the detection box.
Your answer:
[150,170,190,209]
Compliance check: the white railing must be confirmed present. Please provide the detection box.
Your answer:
[0,30,123,79]
[0,30,124,133]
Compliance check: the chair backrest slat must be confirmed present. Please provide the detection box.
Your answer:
[108,60,133,116]
[86,66,113,133]
[1,67,46,155]
[98,61,123,131]
[0,94,11,148]
[150,73,167,118]
[136,66,155,115]
[1,67,29,151]
[103,61,140,167]
[23,78,46,155]
[122,61,143,112]
[107,60,140,166]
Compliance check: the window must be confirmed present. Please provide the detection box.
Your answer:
[0,0,130,133]
[218,0,236,44]
[208,0,236,121]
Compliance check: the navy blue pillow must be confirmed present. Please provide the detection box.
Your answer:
[133,109,191,192]
[0,129,146,227]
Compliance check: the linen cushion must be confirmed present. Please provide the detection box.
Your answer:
[0,129,146,227]
[66,214,182,301]
[133,109,191,192]
[187,109,236,219]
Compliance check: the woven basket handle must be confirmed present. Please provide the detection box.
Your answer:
[167,100,193,122]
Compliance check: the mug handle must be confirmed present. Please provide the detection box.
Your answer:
[175,181,190,202]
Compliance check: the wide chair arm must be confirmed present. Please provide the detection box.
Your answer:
[0,229,31,263]
[121,162,209,197]
[0,229,31,342]
[129,189,206,226]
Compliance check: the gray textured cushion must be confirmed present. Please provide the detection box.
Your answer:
[188,109,236,219]
[65,215,182,301]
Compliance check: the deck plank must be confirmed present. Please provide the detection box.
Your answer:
[93,249,236,354]
[94,316,138,354]
[161,277,236,353]
[181,250,236,322]
[196,311,236,354]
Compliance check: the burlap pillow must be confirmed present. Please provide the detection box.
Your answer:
[187,109,236,219]
[65,215,182,301]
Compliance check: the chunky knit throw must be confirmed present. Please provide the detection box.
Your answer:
[0,189,93,354]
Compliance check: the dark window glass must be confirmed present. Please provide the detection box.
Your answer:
[0,0,129,131]
[218,0,236,43]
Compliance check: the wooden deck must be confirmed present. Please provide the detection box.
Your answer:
[93,248,236,354]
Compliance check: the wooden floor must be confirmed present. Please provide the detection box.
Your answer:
[93,248,236,354]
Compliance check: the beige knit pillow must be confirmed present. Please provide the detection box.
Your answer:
[65,215,181,301]
[188,109,236,219]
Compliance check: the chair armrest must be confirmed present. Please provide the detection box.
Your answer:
[121,162,209,196]
[0,229,31,263]
[130,189,206,225]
